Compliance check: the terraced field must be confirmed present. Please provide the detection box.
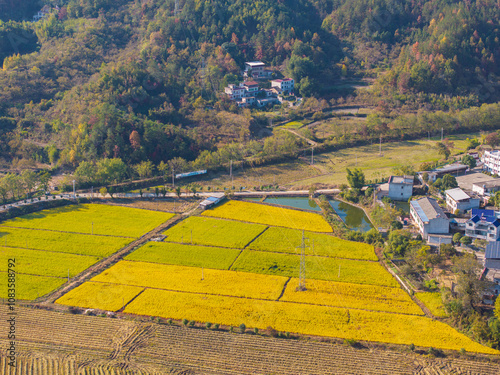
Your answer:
[43,201,498,353]
[0,204,174,300]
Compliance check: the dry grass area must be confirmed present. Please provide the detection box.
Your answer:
[103,198,197,213]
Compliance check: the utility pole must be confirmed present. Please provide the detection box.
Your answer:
[174,0,180,15]
[72,180,76,198]
[441,127,443,142]
[297,231,309,291]
[172,168,175,188]
[311,147,314,165]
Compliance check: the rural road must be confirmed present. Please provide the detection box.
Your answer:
[0,189,341,212]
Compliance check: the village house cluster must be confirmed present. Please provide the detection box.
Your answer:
[224,61,295,108]
[381,151,500,301]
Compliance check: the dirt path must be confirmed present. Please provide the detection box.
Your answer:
[283,128,318,147]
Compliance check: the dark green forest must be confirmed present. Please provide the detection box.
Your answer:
[0,0,499,178]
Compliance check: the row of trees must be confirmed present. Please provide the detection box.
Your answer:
[0,170,51,203]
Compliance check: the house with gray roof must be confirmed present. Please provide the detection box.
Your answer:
[410,197,449,238]
[482,242,500,303]
[388,175,414,201]
[445,187,480,213]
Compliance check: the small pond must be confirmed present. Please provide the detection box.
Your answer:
[329,199,374,232]
[262,197,322,212]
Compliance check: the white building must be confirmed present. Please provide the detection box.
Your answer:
[482,150,500,175]
[271,78,295,94]
[410,197,449,238]
[224,84,245,100]
[244,62,271,79]
[472,179,500,196]
[242,81,259,96]
[465,211,500,242]
[425,164,468,182]
[388,175,414,201]
[445,187,480,213]
[199,193,225,209]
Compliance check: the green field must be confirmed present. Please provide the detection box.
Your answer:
[0,204,173,238]
[163,216,266,248]
[0,227,133,257]
[248,227,377,261]
[0,274,66,300]
[290,133,478,186]
[125,242,241,270]
[231,250,398,287]
[0,247,99,277]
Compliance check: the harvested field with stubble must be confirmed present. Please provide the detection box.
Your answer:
[2,306,500,375]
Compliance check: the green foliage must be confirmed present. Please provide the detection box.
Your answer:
[453,233,463,244]
[386,230,412,257]
[460,236,472,246]
[461,155,476,169]
[346,168,365,189]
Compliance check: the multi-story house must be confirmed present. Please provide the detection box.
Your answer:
[445,187,480,213]
[465,210,500,241]
[410,197,449,238]
[224,84,245,100]
[244,62,272,79]
[482,150,500,175]
[271,78,295,94]
[388,175,414,201]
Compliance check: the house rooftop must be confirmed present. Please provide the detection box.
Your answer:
[245,61,265,67]
[410,197,447,223]
[486,242,500,260]
[445,187,470,201]
[430,164,468,174]
[473,179,500,189]
[244,81,259,86]
[389,175,414,185]
[470,214,500,226]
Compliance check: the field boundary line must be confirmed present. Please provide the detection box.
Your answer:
[242,226,269,248]
[227,249,244,271]
[276,277,291,301]
[118,288,146,313]
[0,270,66,279]
[0,225,136,239]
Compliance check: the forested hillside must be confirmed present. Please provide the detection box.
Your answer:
[0,0,499,180]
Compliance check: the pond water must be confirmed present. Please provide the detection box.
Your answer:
[262,197,322,212]
[393,201,410,214]
[329,199,374,232]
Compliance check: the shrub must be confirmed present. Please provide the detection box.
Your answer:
[213,323,220,330]
[205,322,212,329]
[285,332,291,339]
[409,343,415,351]
[239,323,246,333]
[68,306,81,314]
[253,327,259,335]
[460,348,466,355]
[167,319,173,325]
[182,319,188,326]
[343,338,358,347]
[267,326,278,337]
[229,326,234,333]
[428,347,444,357]
[188,320,195,327]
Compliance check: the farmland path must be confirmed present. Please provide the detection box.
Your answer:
[1,305,499,375]
[284,128,318,147]
[41,214,185,304]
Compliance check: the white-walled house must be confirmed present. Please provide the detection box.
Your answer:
[465,210,500,242]
[410,197,449,238]
[224,84,245,100]
[482,150,500,175]
[472,179,500,196]
[388,175,414,201]
[271,78,294,94]
[445,187,480,213]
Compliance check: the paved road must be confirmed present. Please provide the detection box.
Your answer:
[0,189,341,212]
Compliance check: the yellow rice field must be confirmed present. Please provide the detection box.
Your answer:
[56,282,144,311]
[91,261,289,300]
[281,279,423,315]
[202,200,332,233]
[124,289,498,354]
